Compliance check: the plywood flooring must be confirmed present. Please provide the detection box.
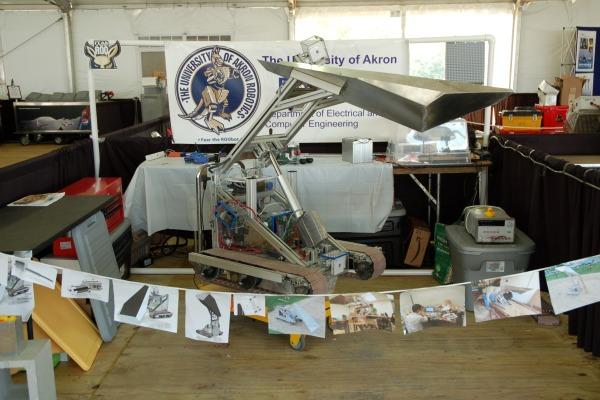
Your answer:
[43,271,600,400]
[0,143,64,168]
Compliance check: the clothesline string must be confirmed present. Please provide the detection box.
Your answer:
[19,255,554,298]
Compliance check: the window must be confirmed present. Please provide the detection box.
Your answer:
[138,35,231,78]
[409,42,445,79]
[409,41,486,84]
[295,3,514,88]
[295,6,403,40]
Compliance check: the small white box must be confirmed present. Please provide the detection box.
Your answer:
[342,137,373,164]
[537,80,559,106]
[321,251,348,276]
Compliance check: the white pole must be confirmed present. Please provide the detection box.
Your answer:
[483,37,495,148]
[87,69,100,177]
[128,267,435,276]
[63,12,75,93]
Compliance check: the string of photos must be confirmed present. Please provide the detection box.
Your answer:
[1,251,599,343]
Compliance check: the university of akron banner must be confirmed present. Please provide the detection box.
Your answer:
[165,39,409,144]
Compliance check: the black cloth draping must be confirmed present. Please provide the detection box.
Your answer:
[0,139,94,207]
[489,135,600,356]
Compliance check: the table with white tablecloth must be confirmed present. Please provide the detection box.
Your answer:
[124,155,393,235]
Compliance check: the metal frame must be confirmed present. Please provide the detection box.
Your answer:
[192,59,509,282]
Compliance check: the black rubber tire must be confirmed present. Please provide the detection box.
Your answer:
[355,262,374,280]
[54,135,63,144]
[201,267,220,280]
[294,285,311,295]
[240,276,261,289]
[290,335,306,351]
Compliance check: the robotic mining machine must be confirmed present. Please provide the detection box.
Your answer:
[188,37,511,296]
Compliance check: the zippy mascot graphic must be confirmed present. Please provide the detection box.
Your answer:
[180,48,239,133]
[83,40,121,69]
[175,45,260,136]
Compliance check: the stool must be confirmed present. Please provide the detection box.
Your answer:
[0,340,56,400]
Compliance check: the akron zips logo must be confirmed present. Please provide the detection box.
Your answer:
[83,40,121,69]
[175,46,261,135]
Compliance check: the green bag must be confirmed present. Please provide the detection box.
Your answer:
[432,223,453,284]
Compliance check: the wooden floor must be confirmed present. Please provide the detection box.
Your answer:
[0,143,64,168]
[39,270,600,400]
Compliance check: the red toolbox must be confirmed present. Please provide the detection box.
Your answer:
[534,104,568,130]
[62,177,124,233]
[54,178,125,257]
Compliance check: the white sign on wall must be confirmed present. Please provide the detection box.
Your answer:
[165,39,409,144]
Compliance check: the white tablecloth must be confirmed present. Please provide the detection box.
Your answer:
[124,155,393,235]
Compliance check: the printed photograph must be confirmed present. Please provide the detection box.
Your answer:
[185,290,231,343]
[233,293,266,317]
[577,72,594,96]
[472,271,542,323]
[61,269,110,303]
[138,285,179,333]
[545,254,600,314]
[0,269,35,320]
[576,30,596,72]
[329,292,395,335]
[10,257,28,280]
[0,253,8,287]
[399,286,466,335]
[113,280,151,324]
[21,260,57,290]
[266,295,326,338]
[8,192,65,207]
[114,281,179,333]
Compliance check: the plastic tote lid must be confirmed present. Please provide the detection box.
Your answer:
[445,225,535,254]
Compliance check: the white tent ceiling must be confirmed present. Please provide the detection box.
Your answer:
[0,0,519,11]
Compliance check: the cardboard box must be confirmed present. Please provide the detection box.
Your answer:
[404,218,431,267]
[555,75,587,106]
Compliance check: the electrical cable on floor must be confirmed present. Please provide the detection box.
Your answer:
[150,234,189,258]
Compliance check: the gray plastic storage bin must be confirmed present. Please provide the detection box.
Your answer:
[446,225,535,311]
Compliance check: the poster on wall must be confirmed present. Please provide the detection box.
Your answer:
[165,39,409,144]
[575,30,596,72]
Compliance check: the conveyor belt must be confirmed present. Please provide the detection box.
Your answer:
[197,248,330,294]
[336,240,386,279]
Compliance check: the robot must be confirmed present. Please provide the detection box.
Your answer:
[188,37,511,296]
[274,305,302,325]
[147,287,173,319]
[69,280,103,294]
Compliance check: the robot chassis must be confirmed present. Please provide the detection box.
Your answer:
[188,77,385,294]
